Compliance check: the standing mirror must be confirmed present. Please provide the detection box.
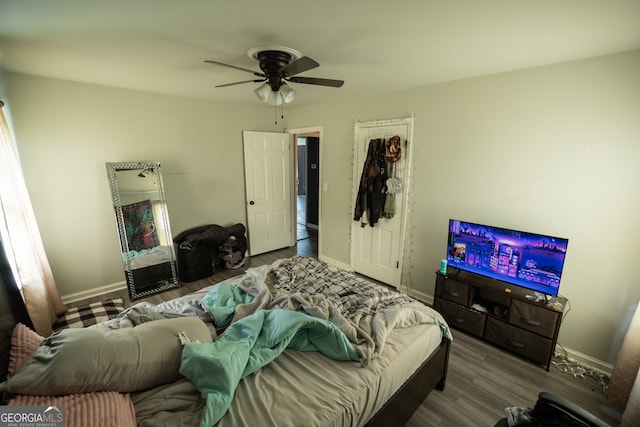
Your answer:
[106,161,179,300]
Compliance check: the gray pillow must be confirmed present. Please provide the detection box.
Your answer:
[0,316,212,395]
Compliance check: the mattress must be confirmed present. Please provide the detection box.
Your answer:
[218,322,443,427]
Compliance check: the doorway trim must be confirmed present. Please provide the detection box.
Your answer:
[286,125,323,259]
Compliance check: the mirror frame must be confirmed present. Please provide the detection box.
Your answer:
[106,161,179,300]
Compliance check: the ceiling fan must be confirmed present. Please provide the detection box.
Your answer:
[205,46,344,105]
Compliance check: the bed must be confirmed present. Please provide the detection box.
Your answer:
[0,256,451,427]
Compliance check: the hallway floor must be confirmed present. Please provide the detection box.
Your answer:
[296,194,317,256]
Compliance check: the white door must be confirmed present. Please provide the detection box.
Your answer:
[243,131,293,256]
[351,118,413,287]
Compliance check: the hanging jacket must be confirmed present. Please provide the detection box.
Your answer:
[353,138,387,227]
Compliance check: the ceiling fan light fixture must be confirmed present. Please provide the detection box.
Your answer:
[256,83,295,105]
[279,83,296,103]
[254,83,271,102]
[266,90,283,106]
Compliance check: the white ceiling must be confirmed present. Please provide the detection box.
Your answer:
[1,0,639,107]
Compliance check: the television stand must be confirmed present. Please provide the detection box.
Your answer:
[433,268,566,370]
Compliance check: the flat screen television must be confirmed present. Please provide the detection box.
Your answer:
[446,219,569,297]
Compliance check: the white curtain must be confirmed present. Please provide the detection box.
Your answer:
[0,100,66,336]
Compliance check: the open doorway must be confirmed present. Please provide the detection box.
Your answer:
[294,132,319,256]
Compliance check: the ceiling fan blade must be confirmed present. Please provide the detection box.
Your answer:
[204,60,265,77]
[281,56,319,77]
[215,79,265,88]
[288,76,344,87]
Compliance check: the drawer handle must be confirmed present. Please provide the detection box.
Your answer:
[520,317,542,327]
[447,291,460,297]
[506,339,525,349]
[455,317,465,324]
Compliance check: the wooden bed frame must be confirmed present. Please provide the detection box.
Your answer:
[367,337,450,426]
[0,239,450,423]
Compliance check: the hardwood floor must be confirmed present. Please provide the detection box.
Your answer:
[406,330,621,426]
[79,229,623,426]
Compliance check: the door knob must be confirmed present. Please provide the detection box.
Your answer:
[249,200,255,205]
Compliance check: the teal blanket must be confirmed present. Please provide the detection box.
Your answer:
[180,288,360,426]
[201,280,255,326]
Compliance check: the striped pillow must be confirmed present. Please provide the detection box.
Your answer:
[8,323,44,377]
[8,392,136,427]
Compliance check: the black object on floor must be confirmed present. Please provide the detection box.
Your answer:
[174,223,247,281]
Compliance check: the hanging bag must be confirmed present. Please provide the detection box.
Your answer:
[385,136,403,194]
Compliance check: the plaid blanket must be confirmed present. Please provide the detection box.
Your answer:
[53,298,124,331]
[266,256,451,365]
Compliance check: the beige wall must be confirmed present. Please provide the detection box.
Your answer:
[2,50,639,364]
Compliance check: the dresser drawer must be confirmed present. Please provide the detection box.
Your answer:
[484,317,553,365]
[434,298,485,337]
[508,299,561,339]
[436,276,474,306]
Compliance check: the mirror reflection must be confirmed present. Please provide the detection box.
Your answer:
[106,161,179,300]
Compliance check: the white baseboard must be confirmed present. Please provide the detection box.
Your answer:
[406,289,433,306]
[556,345,614,377]
[318,255,353,272]
[61,281,127,304]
